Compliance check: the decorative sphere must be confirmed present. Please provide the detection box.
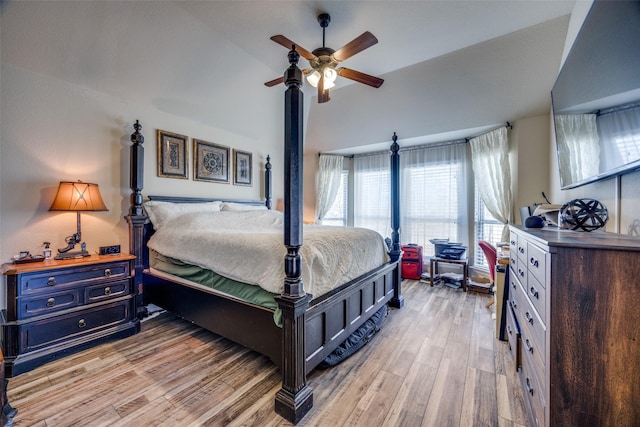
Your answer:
[560,198,608,231]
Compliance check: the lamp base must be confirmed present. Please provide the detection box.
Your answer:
[55,250,90,260]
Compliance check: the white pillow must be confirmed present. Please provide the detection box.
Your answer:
[144,200,222,229]
[220,202,268,211]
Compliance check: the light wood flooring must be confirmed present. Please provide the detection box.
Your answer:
[7,279,527,426]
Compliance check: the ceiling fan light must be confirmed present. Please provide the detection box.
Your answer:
[323,67,337,84]
[307,70,321,87]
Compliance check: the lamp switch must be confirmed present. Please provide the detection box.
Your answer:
[99,245,121,255]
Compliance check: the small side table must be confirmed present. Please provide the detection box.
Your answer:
[429,257,469,292]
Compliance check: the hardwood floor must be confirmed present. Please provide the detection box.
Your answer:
[6,279,527,426]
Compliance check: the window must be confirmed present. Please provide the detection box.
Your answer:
[353,143,469,256]
[354,154,390,238]
[400,143,470,258]
[474,183,503,268]
[320,171,348,226]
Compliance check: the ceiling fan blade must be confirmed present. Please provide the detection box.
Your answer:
[264,69,311,87]
[337,67,384,88]
[264,76,284,87]
[332,31,378,62]
[318,75,330,103]
[270,35,316,60]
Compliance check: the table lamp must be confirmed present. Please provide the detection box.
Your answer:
[49,181,108,259]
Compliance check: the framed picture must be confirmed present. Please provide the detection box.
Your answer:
[233,149,252,186]
[157,130,188,179]
[194,139,230,183]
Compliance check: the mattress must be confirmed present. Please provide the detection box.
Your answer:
[145,209,390,297]
[149,250,282,326]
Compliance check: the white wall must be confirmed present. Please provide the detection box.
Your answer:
[1,65,283,263]
[510,115,551,222]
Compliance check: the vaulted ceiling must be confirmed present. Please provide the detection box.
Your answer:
[1,0,576,152]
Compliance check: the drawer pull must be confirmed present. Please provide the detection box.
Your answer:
[511,299,518,310]
[530,257,539,268]
[507,324,513,335]
[510,239,516,246]
[526,377,534,395]
[104,268,112,277]
[530,286,539,299]
[104,287,111,296]
[78,319,86,328]
[518,268,525,278]
[47,277,57,286]
[525,338,534,353]
[46,298,56,307]
[518,246,525,254]
[525,311,534,325]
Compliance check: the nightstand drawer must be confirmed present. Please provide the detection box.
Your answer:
[19,289,82,319]
[22,300,131,352]
[19,262,130,294]
[85,279,130,303]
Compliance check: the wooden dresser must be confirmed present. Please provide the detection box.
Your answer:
[1,254,140,377]
[507,225,640,427]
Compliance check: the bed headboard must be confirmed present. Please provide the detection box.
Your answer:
[125,120,273,312]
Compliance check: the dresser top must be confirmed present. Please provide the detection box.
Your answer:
[511,225,640,252]
[2,253,135,275]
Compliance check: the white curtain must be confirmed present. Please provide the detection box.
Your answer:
[354,153,390,239]
[555,114,600,186]
[470,127,512,242]
[399,142,470,256]
[316,154,344,223]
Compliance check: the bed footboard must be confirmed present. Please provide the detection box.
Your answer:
[305,261,397,372]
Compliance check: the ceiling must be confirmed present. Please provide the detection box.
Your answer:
[1,0,578,151]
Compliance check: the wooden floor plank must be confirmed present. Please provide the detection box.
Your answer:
[6,280,525,426]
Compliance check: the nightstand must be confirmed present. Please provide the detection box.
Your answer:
[1,254,140,377]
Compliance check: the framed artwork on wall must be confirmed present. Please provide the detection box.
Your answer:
[233,149,252,186]
[157,130,188,179]
[194,139,230,183]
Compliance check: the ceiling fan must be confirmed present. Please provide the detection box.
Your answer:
[264,13,384,103]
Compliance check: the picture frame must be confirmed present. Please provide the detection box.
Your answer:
[157,130,188,179]
[194,139,230,183]
[233,149,252,186]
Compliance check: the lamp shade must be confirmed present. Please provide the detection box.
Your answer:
[49,181,108,212]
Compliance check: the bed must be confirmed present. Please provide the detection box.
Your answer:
[126,49,403,423]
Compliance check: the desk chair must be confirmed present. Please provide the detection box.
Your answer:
[478,240,497,307]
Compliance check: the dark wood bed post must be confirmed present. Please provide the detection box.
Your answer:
[265,155,272,209]
[126,120,149,318]
[274,47,313,423]
[389,132,404,308]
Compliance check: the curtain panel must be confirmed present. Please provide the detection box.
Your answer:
[469,126,512,242]
[316,154,344,223]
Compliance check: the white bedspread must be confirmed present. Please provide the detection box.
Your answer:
[147,210,390,296]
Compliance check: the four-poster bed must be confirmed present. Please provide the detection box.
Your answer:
[126,48,403,423]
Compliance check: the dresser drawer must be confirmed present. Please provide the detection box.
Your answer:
[85,279,131,303]
[21,300,131,352]
[526,274,546,320]
[514,282,545,385]
[18,289,82,319]
[516,237,527,264]
[18,261,130,295]
[512,258,527,289]
[521,345,546,427]
[526,243,547,287]
[506,305,521,370]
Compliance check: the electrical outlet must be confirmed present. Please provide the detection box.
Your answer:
[99,245,121,255]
